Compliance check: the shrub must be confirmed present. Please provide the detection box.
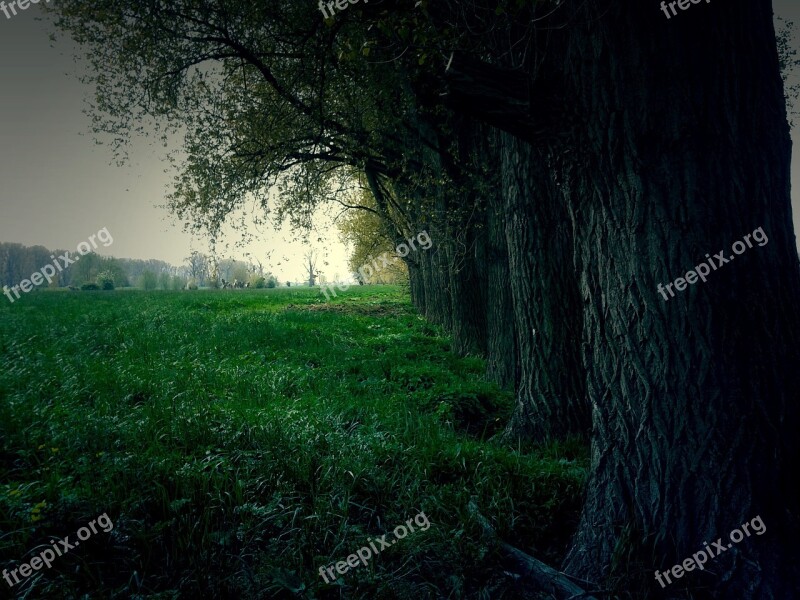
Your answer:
[96,270,115,291]
[251,277,266,289]
[80,283,100,291]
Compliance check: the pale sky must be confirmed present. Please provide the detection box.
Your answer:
[1,2,799,280]
[0,5,353,283]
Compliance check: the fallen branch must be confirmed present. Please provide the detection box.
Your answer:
[468,499,600,600]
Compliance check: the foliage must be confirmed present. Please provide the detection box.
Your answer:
[338,185,409,284]
[138,270,158,291]
[185,252,210,287]
[96,270,116,290]
[777,17,800,126]
[171,275,186,291]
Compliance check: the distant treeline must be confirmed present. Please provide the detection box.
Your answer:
[0,242,278,290]
[0,242,185,289]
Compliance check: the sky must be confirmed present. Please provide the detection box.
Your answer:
[0,3,353,283]
[1,2,800,281]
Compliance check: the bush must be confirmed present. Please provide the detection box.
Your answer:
[251,277,266,289]
[80,283,100,291]
[96,270,115,290]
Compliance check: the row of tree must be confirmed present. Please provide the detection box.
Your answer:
[0,243,280,291]
[50,0,800,596]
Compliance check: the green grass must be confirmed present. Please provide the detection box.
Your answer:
[0,285,587,599]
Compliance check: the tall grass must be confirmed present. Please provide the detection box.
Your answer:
[0,286,587,598]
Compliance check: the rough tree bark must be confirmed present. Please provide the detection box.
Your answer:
[501,132,589,442]
[558,1,800,597]
[438,0,800,594]
[485,177,517,389]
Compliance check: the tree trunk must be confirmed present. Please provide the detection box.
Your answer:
[561,1,800,596]
[446,216,487,356]
[485,180,517,389]
[501,131,589,442]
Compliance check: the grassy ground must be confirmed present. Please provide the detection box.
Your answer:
[0,285,587,599]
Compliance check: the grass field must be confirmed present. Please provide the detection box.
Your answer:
[0,285,587,599]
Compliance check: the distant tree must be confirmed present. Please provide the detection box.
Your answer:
[100,258,130,287]
[170,275,185,291]
[139,270,158,291]
[158,272,171,290]
[303,250,319,287]
[185,252,209,287]
[231,264,249,284]
[70,252,104,286]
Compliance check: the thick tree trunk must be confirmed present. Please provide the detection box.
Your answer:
[501,132,589,442]
[436,119,490,357]
[485,182,517,388]
[446,218,487,356]
[560,1,800,597]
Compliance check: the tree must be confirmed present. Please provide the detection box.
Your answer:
[139,270,158,291]
[337,185,408,284]
[69,252,104,287]
[185,252,209,287]
[231,264,249,285]
[49,0,800,595]
[549,1,800,596]
[170,275,186,291]
[303,250,319,287]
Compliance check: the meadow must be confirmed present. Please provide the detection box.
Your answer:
[0,286,587,599]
